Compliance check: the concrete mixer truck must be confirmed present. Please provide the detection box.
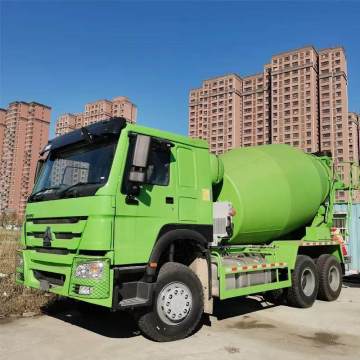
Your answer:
[17,117,348,341]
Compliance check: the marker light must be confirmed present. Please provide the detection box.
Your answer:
[78,286,92,295]
[229,207,237,217]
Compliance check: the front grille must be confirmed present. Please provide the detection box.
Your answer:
[55,232,81,239]
[28,216,87,224]
[27,231,81,239]
[35,247,71,255]
[33,270,65,286]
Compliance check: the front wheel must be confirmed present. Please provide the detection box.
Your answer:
[287,255,319,308]
[136,262,204,342]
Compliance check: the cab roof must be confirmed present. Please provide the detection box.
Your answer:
[45,117,208,153]
[126,122,208,149]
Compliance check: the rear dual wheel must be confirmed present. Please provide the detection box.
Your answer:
[287,254,342,308]
[287,255,319,308]
[316,254,342,301]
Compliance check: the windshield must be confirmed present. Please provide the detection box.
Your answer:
[29,140,117,202]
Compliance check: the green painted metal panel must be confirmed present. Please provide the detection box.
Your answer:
[212,240,300,299]
[177,147,195,188]
[114,128,213,265]
[217,144,331,244]
[114,129,180,265]
[20,249,114,307]
[25,197,115,251]
[177,146,197,222]
[220,280,291,300]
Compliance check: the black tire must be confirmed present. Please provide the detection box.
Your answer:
[136,262,204,342]
[263,289,285,305]
[316,254,342,301]
[287,255,319,308]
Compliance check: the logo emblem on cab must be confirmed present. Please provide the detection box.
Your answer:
[43,226,52,247]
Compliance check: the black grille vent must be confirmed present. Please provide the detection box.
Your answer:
[33,270,65,286]
[28,216,87,224]
[27,232,81,239]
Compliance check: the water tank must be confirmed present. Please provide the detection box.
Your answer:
[216,144,331,244]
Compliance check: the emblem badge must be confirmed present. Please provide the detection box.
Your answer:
[43,226,52,247]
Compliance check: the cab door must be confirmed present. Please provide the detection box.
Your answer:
[114,133,178,265]
[176,146,198,223]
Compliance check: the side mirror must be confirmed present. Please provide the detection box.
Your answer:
[34,159,45,184]
[128,134,151,184]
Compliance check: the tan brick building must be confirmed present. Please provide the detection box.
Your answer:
[241,68,271,148]
[0,108,6,161]
[349,112,360,165]
[348,112,360,197]
[270,47,320,153]
[189,74,243,154]
[0,101,51,217]
[56,96,137,136]
[189,46,358,202]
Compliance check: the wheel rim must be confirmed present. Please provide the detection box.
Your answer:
[328,265,341,292]
[301,267,316,297]
[156,282,192,325]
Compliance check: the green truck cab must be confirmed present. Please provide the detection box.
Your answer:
[17,117,346,342]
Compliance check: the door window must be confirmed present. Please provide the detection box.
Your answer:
[146,141,170,186]
[122,135,171,194]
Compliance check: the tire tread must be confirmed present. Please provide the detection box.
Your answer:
[287,255,318,308]
[137,262,203,342]
[317,254,342,301]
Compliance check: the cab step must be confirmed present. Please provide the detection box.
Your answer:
[115,281,155,309]
[119,297,149,308]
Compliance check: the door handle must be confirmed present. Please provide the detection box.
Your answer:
[165,197,174,204]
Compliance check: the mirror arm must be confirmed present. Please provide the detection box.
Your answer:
[125,194,139,205]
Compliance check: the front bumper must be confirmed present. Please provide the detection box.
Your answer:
[17,249,114,308]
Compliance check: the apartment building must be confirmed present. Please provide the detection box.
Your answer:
[349,112,360,165]
[0,101,51,217]
[270,47,320,153]
[189,46,357,201]
[348,112,360,194]
[0,108,6,161]
[55,96,137,136]
[241,67,271,148]
[189,74,243,154]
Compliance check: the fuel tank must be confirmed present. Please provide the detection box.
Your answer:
[215,144,331,244]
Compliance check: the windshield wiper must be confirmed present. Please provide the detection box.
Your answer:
[29,186,62,200]
[60,181,103,196]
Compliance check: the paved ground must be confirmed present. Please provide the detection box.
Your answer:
[1,280,360,360]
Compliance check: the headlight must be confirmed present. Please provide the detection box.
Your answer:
[75,261,104,279]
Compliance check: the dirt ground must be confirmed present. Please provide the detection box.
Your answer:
[0,280,359,360]
[0,230,54,317]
